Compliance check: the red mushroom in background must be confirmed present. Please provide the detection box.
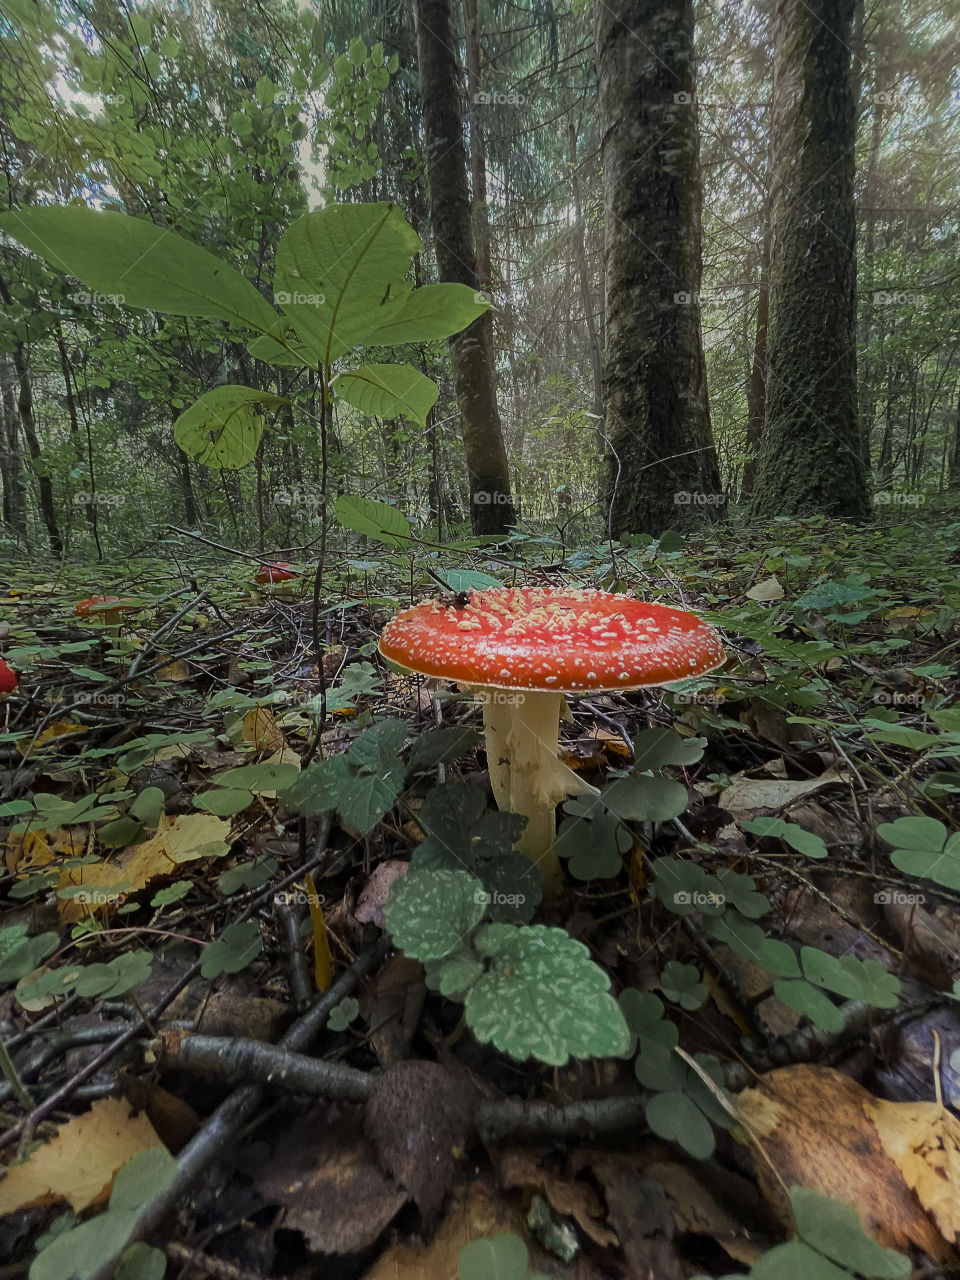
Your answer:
[254,562,298,586]
[379,586,724,893]
[0,658,17,693]
[74,595,144,625]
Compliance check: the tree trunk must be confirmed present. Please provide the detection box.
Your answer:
[462,0,492,290]
[412,0,515,533]
[751,0,869,519]
[568,121,604,422]
[595,0,724,537]
[0,355,25,536]
[741,213,770,499]
[12,338,63,557]
[950,384,960,490]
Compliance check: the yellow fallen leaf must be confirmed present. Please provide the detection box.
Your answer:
[306,872,333,991]
[154,657,191,682]
[242,706,286,753]
[867,1097,960,1244]
[18,721,86,754]
[57,813,231,921]
[0,1097,164,1215]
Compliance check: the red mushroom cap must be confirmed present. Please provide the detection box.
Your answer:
[378,586,725,692]
[74,594,119,617]
[255,562,297,585]
[0,658,17,693]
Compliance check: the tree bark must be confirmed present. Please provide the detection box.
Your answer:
[740,213,770,499]
[412,0,515,533]
[12,338,63,557]
[568,121,604,422]
[751,0,870,518]
[595,0,724,537]
[0,355,25,536]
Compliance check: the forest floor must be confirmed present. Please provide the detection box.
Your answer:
[0,511,959,1280]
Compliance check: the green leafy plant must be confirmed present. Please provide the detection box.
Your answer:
[385,868,630,1066]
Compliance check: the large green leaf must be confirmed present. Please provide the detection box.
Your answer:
[385,868,486,961]
[335,493,411,548]
[790,1188,911,1278]
[365,282,490,345]
[877,815,960,889]
[0,206,278,332]
[333,363,438,426]
[274,202,420,362]
[465,924,631,1065]
[174,386,287,468]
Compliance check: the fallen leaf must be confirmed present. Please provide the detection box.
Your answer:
[242,706,286,753]
[736,1064,955,1263]
[746,576,784,602]
[719,767,846,817]
[0,1097,164,1215]
[356,860,408,929]
[258,1104,407,1254]
[154,658,191,682]
[17,721,86,754]
[867,1096,960,1244]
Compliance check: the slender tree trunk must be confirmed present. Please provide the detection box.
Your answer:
[12,339,63,556]
[595,0,724,537]
[741,213,770,499]
[950,384,960,490]
[462,0,492,290]
[178,451,200,525]
[751,0,869,518]
[412,0,515,533]
[0,355,25,536]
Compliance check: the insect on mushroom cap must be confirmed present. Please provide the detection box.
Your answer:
[378,586,725,692]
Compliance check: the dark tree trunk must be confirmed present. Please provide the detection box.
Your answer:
[0,355,25,535]
[741,215,770,499]
[12,339,63,557]
[462,0,492,290]
[751,0,869,519]
[412,0,515,533]
[595,0,724,537]
[950,384,960,490]
[178,451,200,526]
[568,121,604,422]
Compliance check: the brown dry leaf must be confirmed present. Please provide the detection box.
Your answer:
[580,1153,684,1278]
[0,1097,164,1215]
[499,1150,617,1248]
[258,1104,407,1255]
[57,813,230,921]
[361,1175,526,1280]
[719,766,845,817]
[154,657,191,682]
[241,705,286,753]
[647,1159,766,1266]
[867,1096,960,1244]
[736,1063,955,1263]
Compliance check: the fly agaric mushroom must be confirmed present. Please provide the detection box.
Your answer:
[254,562,298,586]
[379,586,724,893]
[0,658,17,693]
[74,596,142,626]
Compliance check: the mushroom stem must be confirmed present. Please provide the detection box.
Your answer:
[478,688,599,895]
